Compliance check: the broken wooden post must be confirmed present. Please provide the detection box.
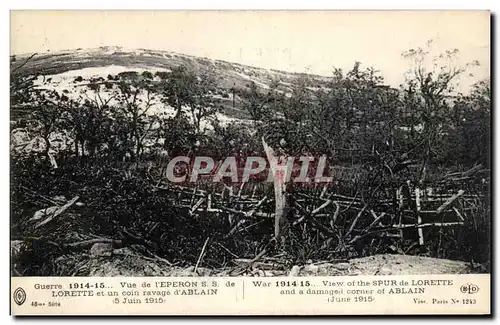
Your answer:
[436,190,465,214]
[262,137,290,244]
[190,197,205,215]
[320,185,328,199]
[207,194,212,211]
[190,187,197,207]
[396,186,404,238]
[34,196,80,229]
[415,187,424,245]
[237,181,245,198]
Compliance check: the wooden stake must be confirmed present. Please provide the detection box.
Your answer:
[453,207,465,222]
[415,187,424,245]
[262,137,289,243]
[35,196,80,229]
[238,181,245,198]
[189,187,197,207]
[312,200,332,215]
[247,195,268,218]
[194,237,210,274]
[397,186,404,239]
[436,190,465,214]
[320,186,328,199]
[190,198,205,215]
[207,194,212,211]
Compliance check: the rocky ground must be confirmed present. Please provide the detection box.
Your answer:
[81,245,476,277]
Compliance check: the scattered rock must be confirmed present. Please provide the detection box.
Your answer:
[90,243,113,257]
[83,251,475,277]
[303,264,319,274]
[195,267,212,276]
[288,265,301,276]
[11,240,26,260]
[179,266,197,276]
[289,254,472,277]
[335,262,350,270]
[112,247,135,256]
[377,267,392,275]
[348,254,471,275]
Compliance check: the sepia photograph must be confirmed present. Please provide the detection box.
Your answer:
[10,10,490,283]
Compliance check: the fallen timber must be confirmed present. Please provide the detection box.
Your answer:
[12,160,487,278]
[153,177,482,247]
[150,161,488,250]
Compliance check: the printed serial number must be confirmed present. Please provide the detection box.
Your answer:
[463,299,477,304]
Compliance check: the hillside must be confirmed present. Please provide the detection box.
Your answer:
[10,46,332,122]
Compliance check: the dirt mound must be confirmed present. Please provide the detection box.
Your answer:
[84,246,473,277]
[294,254,472,276]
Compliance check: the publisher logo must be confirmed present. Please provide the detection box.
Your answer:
[460,283,479,294]
[13,287,26,306]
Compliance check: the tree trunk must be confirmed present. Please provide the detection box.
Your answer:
[135,135,142,167]
[43,134,50,161]
[174,95,182,120]
[80,139,85,159]
[74,136,79,158]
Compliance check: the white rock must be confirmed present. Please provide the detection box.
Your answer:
[335,262,350,270]
[303,264,319,274]
[90,243,113,257]
[288,265,301,277]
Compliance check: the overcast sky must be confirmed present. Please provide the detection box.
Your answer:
[10,10,490,92]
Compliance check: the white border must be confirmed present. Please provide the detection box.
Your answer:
[2,1,496,324]
[2,0,498,10]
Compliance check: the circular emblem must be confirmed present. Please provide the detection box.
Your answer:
[13,287,26,306]
[460,283,479,294]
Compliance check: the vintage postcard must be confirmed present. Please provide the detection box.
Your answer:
[10,10,491,315]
